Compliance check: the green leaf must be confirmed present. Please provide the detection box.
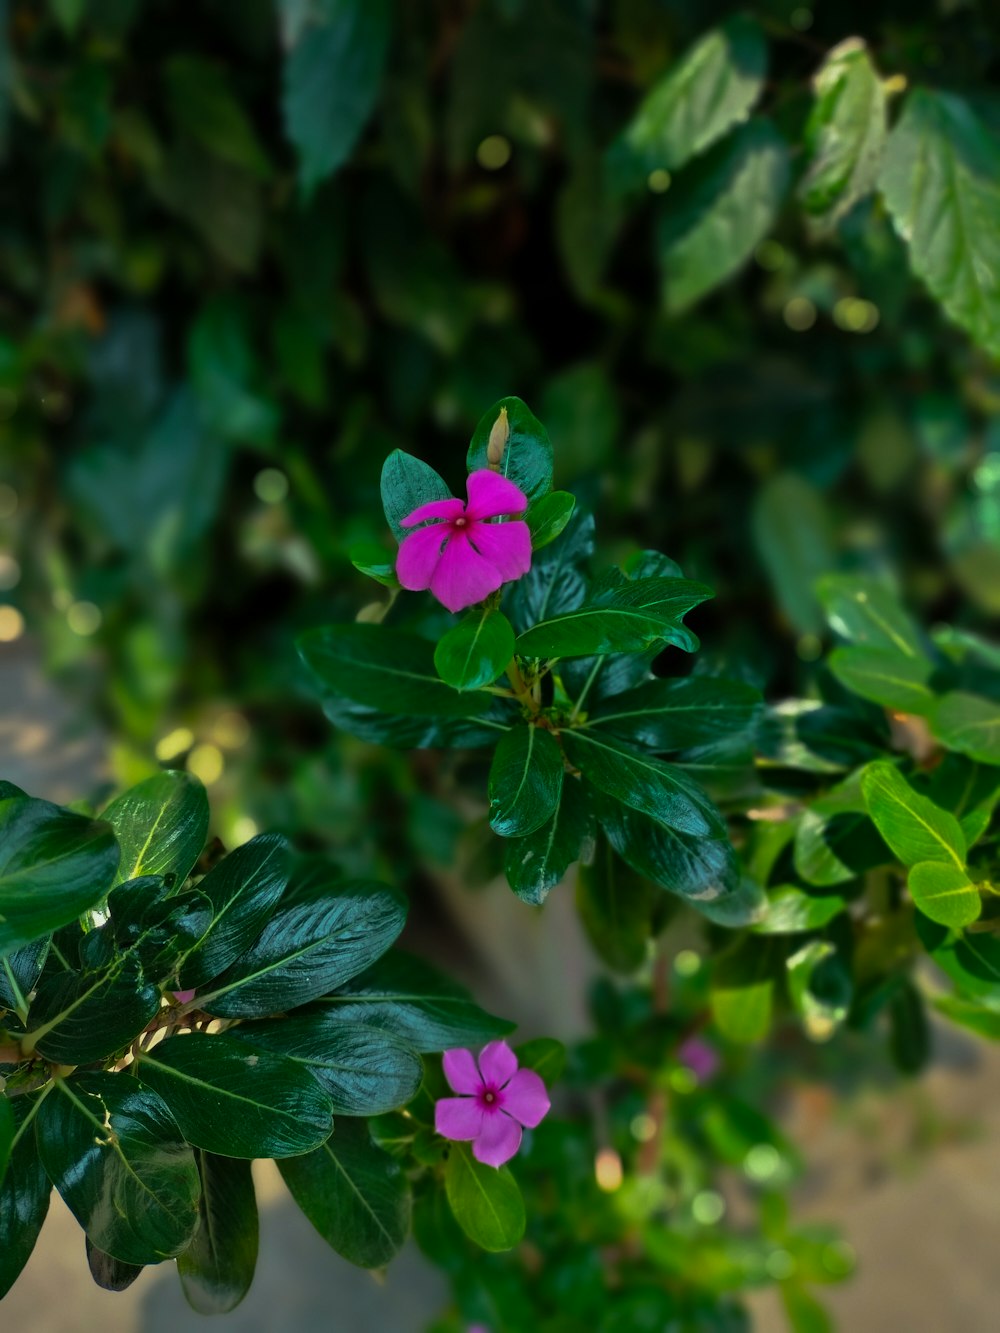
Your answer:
[0,1097,13,1187]
[137,1032,334,1158]
[0,939,48,1015]
[861,761,966,869]
[86,1241,143,1293]
[613,15,767,182]
[165,55,271,178]
[526,491,576,550]
[752,474,834,637]
[563,730,724,837]
[711,941,775,1044]
[188,299,279,445]
[658,118,789,313]
[786,941,852,1037]
[444,1143,526,1252]
[0,1098,52,1299]
[516,576,712,658]
[799,39,887,225]
[794,771,890,886]
[278,1118,410,1268]
[907,862,981,929]
[576,833,657,973]
[589,676,761,751]
[106,878,212,983]
[488,725,565,838]
[178,1153,258,1315]
[881,89,1000,359]
[508,509,594,634]
[466,397,554,504]
[231,1014,422,1115]
[23,955,159,1064]
[175,833,290,989]
[515,1037,567,1084]
[298,623,491,719]
[282,0,391,194]
[101,770,208,888]
[435,610,514,692]
[197,879,406,1018]
[349,540,399,588]
[751,887,846,935]
[888,977,930,1075]
[933,994,1000,1040]
[816,573,923,657]
[827,645,935,713]
[36,1074,200,1265]
[504,774,595,905]
[0,796,119,957]
[315,951,515,1052]
[380,448,452,543]
[931,692,1000,765]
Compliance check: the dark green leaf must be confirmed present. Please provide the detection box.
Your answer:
[0,938,50,1014]
[197,879,406,1018]
[799,39,887,225]
[488,725,564,837]
[299,623,490,718]
[178,1153,258,1315]
[175,833,290,989]
[931,692,1000,765]
[318,690,509,750]
[588,676,761,751]
[817,573,923,656]
[86,1240,144,1293]
[576,833,656,972]
[23,955,159,1064]
[907,861,980,929]
[828,645,935,713]
[0,1096,52,1299]
[504,774,595,905]
[786,941,852,1037]
[283,0,391,194]
[517,576,712,658]
[466,397,554,504]
[232,1014,422,1115]
[137,1032,334,1158]
[658,118,789,313]
[435,610,514,692]
[888,977,930,1075]
[165,55,271,178]
[508,509,594,634]
[526,491,576,550]
[752,474,834,637]
[36,1073,200,1265]
[278,1117,410,1268]
[0,796,119,957]
[315,951,515,1052]
[794,772,890,886]
[515,1037,567,1084]
[108,881,213,985]
[101,770,208,888]
[445,1143,525,1252]
[0,1096,12,1186]
[349,541,399,588]
[861,761,966,869]
[380,448,452,543]
[881,89,1000,359]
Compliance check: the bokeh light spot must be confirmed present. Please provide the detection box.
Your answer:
[188,743,224,786]
[254,468,289,504]
[0,605,24,641]
[67,601,102,636]
[477,135,512,170]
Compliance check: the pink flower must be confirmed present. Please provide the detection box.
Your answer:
[678,1036,719,1083]
[396,470,531,614]
[172,989,196,1005]
[434,1039,550,1168]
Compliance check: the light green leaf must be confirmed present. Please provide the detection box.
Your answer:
[786,941,852,1036]
[101,770,208,888]
[931,692,1000,765]
[860,761,966,868]
[434,610,514,692]
[799,39,887,225]
[828,645,935,713]
[488,725,564,838]
[444,1143,525,1252]
[711,941,775,1044]
[658,118,789,313]
[881,89,1000,359]
[752,887,846,935]
[907,861,981,928]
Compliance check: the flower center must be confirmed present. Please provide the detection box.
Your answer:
[453,515,469,528]
[483,1090,495,1104]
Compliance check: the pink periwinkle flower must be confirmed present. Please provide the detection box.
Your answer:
[396,470,531,614]
[435,1039,550,1168]
[678,1036,720,1083]
[172,989,196,1005]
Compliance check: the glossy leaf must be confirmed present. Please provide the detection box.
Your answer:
[817,573,923,657]
[349,540,399,588]
[36,1073,200,1265]
[466,396,553,504]
[508,509,594,634]
[101,770,208,888]
[828,645,935,713]
[231,1014,422,1115]
[0,938,50,1014]
[861,761,966,869]
[526,490,576,550]
[175,832,290,989]
[752,887,846,935]
[931,692,1000,765]
[488,725,564,838]
[504,773,595,905]
[589,676,761,752]
[137,1032,334,1158]
[279,1118,410,1268]
[445,1142,526,1252]
[298,623,490,718]
[881,89,1000,359]
[0,1097,52,1299]
[0,1097,13,1187]
[178,1153,258,1315]
[794,772,890,887]
[658,118,789,313]
[86,1240,144,1293]
[0,796,119,957]
[907,861,981,929]
[316,951,514,1052]
[576,834,656,972]
[197,879,406,1018]
[434,609,514,692]
[799,40,887,225]
[24,954,160,1064]
[517,576,712,658]
[380,448,452,543]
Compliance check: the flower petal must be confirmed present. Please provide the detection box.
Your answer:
[400,497,465,528]
[396,524,449,591]
[435,1096,484,1141]
[500,1068,550,1128]
[468,519,532,582]
[443,1047,482,1095]
[473,1111,522,1167]
[429,531,503,613]
[465,470,528,520]
[477,1039,518,1088]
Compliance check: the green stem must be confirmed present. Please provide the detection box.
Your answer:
[568,658,603,725]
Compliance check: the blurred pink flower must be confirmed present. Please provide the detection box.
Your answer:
[678,1035,720,1082]
[435,1039,550,1168]
[396,470,531,613]
[172,989,196,1005]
